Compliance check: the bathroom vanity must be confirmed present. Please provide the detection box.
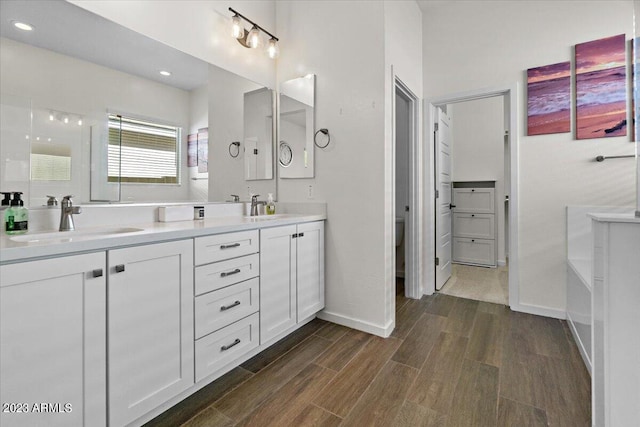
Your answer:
[0,211,325,427]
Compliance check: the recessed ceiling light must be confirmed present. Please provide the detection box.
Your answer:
[12,21,34,31]
[159,70,172,76]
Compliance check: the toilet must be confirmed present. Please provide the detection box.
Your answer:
[396,216,405,277]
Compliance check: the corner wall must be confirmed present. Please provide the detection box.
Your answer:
[422,0,635,314]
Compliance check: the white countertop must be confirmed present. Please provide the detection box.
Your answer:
[588,212,640,224]
[0,213,326,264]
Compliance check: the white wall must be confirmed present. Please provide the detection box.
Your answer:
[208,65,275,202]
[451,96,506,264]
[69,0,276,88]
[188,85,209,201]
[423,1,635,314]
[0,37,193,204]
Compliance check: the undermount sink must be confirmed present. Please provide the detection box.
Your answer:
[9,227,145,243]
[243,214,291,221]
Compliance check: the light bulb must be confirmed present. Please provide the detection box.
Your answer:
[77,119,83,126]
[159,70,171,76]
[36,136,40,141]
[267,38,279,59]
[63,116,69,124]
[13,21,33,31]
[231,15,243,39]
[247,26,260,49]
[49,113,54,121]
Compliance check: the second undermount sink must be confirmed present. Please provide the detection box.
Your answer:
[243,214,292,221]
[9,227,145,243]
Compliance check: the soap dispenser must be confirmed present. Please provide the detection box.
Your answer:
[266,193,276,215]
[5,192,28,234]
[0,192,11,211]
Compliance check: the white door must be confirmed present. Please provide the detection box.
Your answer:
[260,225,297,344]
[0,253,107,427]
[108,240,194,427]
[296,221,325,321]
[435,107,453,290]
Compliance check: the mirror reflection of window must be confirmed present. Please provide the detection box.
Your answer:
[30,143,71,181]
[107,114,180,184]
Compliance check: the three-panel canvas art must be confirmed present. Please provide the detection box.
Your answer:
[527,33,631,140]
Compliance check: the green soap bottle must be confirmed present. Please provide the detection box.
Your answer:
[266,193,276,215]
[5,192,28,235]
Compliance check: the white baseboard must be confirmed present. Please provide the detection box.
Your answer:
[566,312,592,376]
[498,259,507,267]
[317,310,394,338]
[510,302,566,319]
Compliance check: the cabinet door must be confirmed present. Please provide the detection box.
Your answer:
[108,240,194,427]
[0,253,106,427]
[296,221,325,321]
[260,225,297,344]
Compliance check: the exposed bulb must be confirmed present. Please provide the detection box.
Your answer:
[231,15,244,39]
[267,38,279,59]
[77,119,83,126]
[49,113,54,121]
[63,116,69,124]
[247,26,260,49]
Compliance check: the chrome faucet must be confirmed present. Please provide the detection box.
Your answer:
[59,195,82,231]
[250,195,266,216]
[230,194,240,202]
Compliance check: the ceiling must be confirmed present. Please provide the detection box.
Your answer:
[0,0,208,91]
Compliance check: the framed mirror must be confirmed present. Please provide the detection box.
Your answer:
[279,74,315,178]
[0,0,276,206]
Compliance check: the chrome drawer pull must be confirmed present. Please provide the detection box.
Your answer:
[220,300,241,311]
[220,268,241,278]
[221,338,241,351]
[220,243,240,250]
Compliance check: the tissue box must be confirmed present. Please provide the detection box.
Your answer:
[158,206,193,222]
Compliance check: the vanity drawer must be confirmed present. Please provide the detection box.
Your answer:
[453,188,495,213]
[452,237,496,266]
[195,253,259,296]
[195,230,259,266]
[195,277,259,339]
[453,213,495,239]
[195,312,259,382]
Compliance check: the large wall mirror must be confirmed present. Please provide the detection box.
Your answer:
[279,74,315,179]
[0,0,276,207]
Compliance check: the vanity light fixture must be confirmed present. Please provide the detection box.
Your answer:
[228,8,279,59]
[48,110,83,126]
[12,21,34,31]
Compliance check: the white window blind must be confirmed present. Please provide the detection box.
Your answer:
[31,153,71,181]
[108,114,179,184]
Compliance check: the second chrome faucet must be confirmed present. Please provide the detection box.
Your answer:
[59,195,82,231]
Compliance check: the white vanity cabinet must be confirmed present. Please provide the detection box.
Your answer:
[452,184,497,267]
[107,240,194,427]
[260,221,325,344]
[193,230,261,382]
[0,253,107,427]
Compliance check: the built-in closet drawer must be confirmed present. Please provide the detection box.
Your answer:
[195,277,259,339]
[195,312,259,382]
[195,253,259,296]
[453,188,495,213]
[452,237,495,266]
[195,230,259,266]
[453,213,495,239]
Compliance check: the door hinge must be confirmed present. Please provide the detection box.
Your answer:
[435,189,439,199]
[434,123,439,131]
[435,257,440,266]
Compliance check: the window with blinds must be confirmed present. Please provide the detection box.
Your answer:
[108,114,179,184]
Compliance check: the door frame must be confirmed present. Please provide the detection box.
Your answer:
[425,83,519,309]
[394,77,421,299]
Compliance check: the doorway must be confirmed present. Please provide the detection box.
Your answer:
[427,85,519,308]
[394,78,420,300]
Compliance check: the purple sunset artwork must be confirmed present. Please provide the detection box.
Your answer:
[575,34,627,140]
[527,61,571,136]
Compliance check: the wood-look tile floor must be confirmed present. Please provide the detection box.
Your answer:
[145,290,590,427]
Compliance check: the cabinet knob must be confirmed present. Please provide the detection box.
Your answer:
[471,189,475,192]
[92,269,103,278]
[471,239,475,242]
[471,214,475,217]
[115,264,125,273]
